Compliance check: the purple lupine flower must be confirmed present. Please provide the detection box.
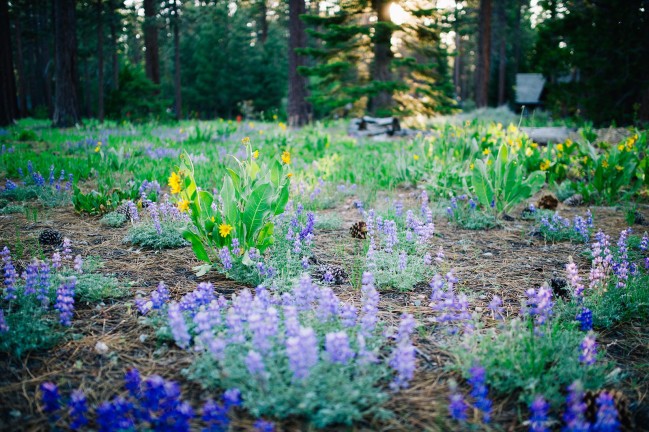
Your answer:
[168,302,191,348]
[299,212,315,240]
[202,399,230,431]
[219,246,232,271]
[5,179,17,190]
[468,365,492,423]
[126,200,139,222]
[448,391,468,421]
[68,390,88,430]
[96,397,135,432]
[339,303,357,327]
[40,382,61,413]
[522,286,554,331]
[423,252,432,265]
[51,252,62,270]
[294,273,316,311]
[488,295,504,320]
[124,368,141,398]
[226,308,245,343]
[73,255,83,273]
[316,287,339,322]
[151,282,170,309]
[23,260,39,295]
[62,237,72,260]
[245,350,268,378]
[563,381,590,431]
[394,200,403,217]
[55,277,76,326]
[579,333,598,365]
[360,272,379,334]
[640,233,648,252]
[285,326,319,379]
[325,331,354,364]
[38,261,51,307]
[254,420,275,432]
[389,315,416,390]
[223,388,242,409]
[398,250,407,272]
[420,190,429,217]
[148,203,163,235]
[529,395,551,432]
[593,392,620,432]
[435,246,445,263]
[566,260,585,298]
[2,247,17,300]
[383,220,398,253]
[48,165,55,185]
[576,307,593,331]
[0,309,8,332]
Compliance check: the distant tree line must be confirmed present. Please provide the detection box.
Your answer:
[0,0,647,127]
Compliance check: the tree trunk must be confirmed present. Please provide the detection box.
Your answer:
[14,15,27,117]
[475,0,492,108]
[0,0,17,126]
[52,0,80,127]
[110,0,118,89]
[497,0,506,106]
[287,0,310,127]
[259,0,268,44]
[83,59,91,117]
[143,0,160,85]
[370,0,393,114]
[172,0,182,119]
[453,1,461,99]
[97,0,105,122]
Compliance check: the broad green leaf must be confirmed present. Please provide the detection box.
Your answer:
[221,175,238,225]
[272,182,290,215]
[183,230,211,263]
[242,183,273,241]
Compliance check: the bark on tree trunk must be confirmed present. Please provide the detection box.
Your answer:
[110,0,119,89]
[259,0,268,44]
[97,0,105,122]
[287,0,310,127]
[14,15,27,117]
[0,0,17,126]
[475,0,492,108]
[370,0,394,114]
[52,0,80,127]
[497,0,506,106]
[143,0,160,85]
[453,1,461,99]
[172,0,182,119]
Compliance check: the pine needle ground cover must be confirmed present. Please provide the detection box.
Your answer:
[0,118,648,431]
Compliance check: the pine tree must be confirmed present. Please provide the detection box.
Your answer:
[52,0,80,127]
[0,0,18,126]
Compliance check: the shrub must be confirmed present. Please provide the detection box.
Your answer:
[535,209,594,242]
[100,211,127,227]
[123,199,189,250]
[139,273,416,427]
[445,195,499,230]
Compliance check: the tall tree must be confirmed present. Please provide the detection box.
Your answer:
[143,0,160,84]
[475,0,492,107]
[258,0,268,44]
[0,0,17,126]
[171,0,182,119]
[97,0,105,121]
[287,0,310,126]
[369,0,394,115]
[496,0,506,105]
[109,0,119,89]
[52,0,80,127]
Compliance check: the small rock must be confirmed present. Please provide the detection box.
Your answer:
[94,341,109,355]
[139,334,148,343]
[475,307,484,312]
[10,410,21,418]
[563,193,583,207]
[413,299,421,307]
[483,252,493,257]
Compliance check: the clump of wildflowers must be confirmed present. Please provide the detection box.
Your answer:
[529,395,551,432]
[54,277,76,326]
[593,392,620,432]
[579,333,598,365]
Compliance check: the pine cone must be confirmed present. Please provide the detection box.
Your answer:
[563,193,584,207]
[38,229,63,246]
[550,277,570,299]
[537,194,559,210]
[349,221,368,239]
[313,264,348,285]
[584,389,632,430]
[116,203,135,221]
[634,210,646,226]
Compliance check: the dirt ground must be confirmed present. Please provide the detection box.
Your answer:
[1,193,648,431]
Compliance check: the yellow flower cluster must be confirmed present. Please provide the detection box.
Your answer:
[177,199,189,212]
[281,151,291,164]
[540,159,551,171]
[219,223,233,237]
[168,172,182,194]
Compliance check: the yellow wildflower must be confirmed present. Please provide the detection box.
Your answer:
[565,139,573,147]
[248,122,255,128]
[602,159,609,168]
[413,154,420,161]
[281,151,291,164]
[278,122,287,132]
[540,159,551,171]
[618,144,625,151]
[557,143,564,152]
[525,147,533,157]
[259,130,264,135]
[287,173,293,178]
[482,148,490,156]
[531,142,538,148]
[557,152,564,158]
[253,150,259,159]
[486,159,493,166]
[219,223,233,237]
[168,172,182,194]
[177,199,189,212]
[94,141,102,152]
[508,124,518,133]
[179,128,184,133]
[470,162,475,170]
[210,216,215,222]
[273,114,278,120]
[582,156,589,164]
[615,165,623,171]
[242,137,251,145]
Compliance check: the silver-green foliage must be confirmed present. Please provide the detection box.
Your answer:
[124,222,188,249]
[100,211,127,227]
